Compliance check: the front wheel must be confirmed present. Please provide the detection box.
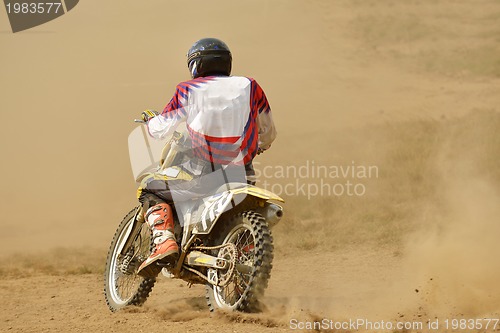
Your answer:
[104,207,155,312]
[206,211,274,312]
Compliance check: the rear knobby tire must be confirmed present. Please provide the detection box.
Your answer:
[206,211,274,312]
[104,207,156,312]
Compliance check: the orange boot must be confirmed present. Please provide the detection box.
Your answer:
[137,203,179,277]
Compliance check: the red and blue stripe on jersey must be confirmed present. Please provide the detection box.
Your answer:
[161,76,271,165]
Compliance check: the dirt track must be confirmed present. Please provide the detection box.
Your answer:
[1,0,500,332]
[1,247,409,333]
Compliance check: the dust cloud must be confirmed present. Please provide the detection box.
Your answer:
[402,123,500,318]
[1,0,499,332]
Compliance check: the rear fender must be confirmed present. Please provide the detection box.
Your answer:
[190,185,284,235]
[229,186,284,203]
[191,191,234,235]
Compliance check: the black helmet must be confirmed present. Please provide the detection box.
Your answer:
[187,38,232,78]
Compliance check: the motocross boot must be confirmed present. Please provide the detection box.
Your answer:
[137,203,179,277]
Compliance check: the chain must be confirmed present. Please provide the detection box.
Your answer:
[183,265,213,283]
[191,243,233,251]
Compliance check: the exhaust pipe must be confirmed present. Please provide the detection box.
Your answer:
[259,203,283,228]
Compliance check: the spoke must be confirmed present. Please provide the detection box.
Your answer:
[235,230,247,247]
[112,224,150,302]
[215,224,258,308]
[225,284,234,302]
[237,270,251,286]
[236,231,254,264]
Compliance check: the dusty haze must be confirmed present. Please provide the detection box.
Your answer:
[1,0,499,332]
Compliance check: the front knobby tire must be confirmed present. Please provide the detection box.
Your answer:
[104,207,156,312]
[206,211,274,312]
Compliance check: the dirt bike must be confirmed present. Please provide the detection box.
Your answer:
[104,121,284,312]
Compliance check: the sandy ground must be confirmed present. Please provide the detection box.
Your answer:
[1,247,409,333]
[1,0,500,332]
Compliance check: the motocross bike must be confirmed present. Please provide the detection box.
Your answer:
[104,121,284,312]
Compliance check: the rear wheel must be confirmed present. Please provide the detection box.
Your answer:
[206,211,273,312]
[104,207,155,312]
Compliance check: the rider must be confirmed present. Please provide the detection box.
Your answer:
[136,38,277,277]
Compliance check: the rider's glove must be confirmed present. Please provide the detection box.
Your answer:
[141,109,159,122]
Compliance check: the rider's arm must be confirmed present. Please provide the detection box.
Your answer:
[257,111,276,150]
[147,114,184,140]
[251,80,276,150]
[147,84,188,140]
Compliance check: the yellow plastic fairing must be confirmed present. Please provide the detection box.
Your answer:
[230,186,285,202]
[136,167,194,199]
